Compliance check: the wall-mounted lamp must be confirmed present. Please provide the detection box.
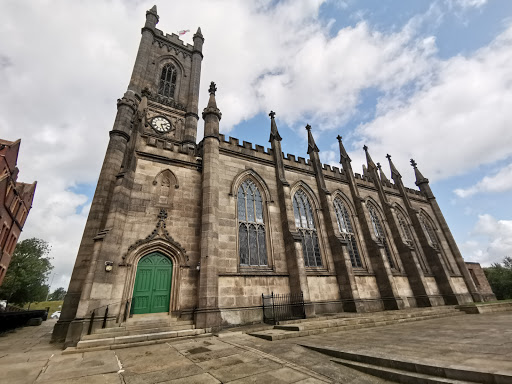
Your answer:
[196,261,201,271]
[105,261,113,272]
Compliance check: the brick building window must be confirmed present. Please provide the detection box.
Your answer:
[237,180,267,266]
[368,203,396,270]
[158,63,177,99]
[293,190,322,268]
[333,198,363,268]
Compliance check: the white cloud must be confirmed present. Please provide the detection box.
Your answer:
[0,0,508,290]
[461,214,512,265]
[356,22,512,185]
[454,163,512,198]
[448,0,488,10]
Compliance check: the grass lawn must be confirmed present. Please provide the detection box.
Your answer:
[23,300,63,314]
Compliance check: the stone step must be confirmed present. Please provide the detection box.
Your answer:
[280,306,458,325]
[303,345,511,384]
[250,311,463,341]
[83,323,196,340]
[94,319,194,334]
[331,358,475,384]
[276,309,460,331]
[76,328,206,351]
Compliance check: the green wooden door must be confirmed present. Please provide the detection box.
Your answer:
[132,253,173,314]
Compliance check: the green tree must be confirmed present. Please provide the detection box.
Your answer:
[48,287,66,301]
[484,257,512,300]
[0,238,53,305]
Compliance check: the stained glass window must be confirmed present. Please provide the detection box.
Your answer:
[368,204,396,270]
[334,198,363,268]
[293,190,322,267]
[238,180,267,266]
[158,64,177,99]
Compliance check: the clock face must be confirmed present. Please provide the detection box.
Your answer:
[150,116,172,133]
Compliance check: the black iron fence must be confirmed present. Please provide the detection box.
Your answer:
[87,298,133,335]
[262,292,305,325]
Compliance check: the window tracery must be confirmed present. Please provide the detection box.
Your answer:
[368,203,396,270]
[333,197,363,268]
[419,213,454,273]
[237,180,267,266]
[158,63,177,99]
[293,190,322,268]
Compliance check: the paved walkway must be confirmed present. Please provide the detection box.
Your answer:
[1,312,511,383]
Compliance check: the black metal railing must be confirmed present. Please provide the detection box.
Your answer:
[87,298,133,335]
[262,292,305,325]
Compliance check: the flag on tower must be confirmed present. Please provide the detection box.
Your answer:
[178,29,190,36]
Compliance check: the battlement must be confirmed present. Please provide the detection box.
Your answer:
[219,133,273,156]
[144,135,197,156]
[153,28,195,51]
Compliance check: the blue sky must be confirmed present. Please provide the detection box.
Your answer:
[1,0,512,291]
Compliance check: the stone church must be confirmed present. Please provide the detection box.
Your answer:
[52,6,495,346]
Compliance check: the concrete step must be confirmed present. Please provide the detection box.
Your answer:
[83,323,196,340]
[250,310,463,341]
[303,345,511,384]
[76,328,207,351]
[93,319,194,334]
[276,309,461,331]
[280,306,459,325]
[332,358,474,384]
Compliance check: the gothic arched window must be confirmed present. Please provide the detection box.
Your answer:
[334,198,363,268]
[158,64,177,99]
[293,190,322,267]
[419,213,454,274]
[397,210,429,273]
[237,180,267,266]
[397,211,413,246]
[368,203,396,270]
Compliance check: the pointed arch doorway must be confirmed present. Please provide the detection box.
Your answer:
[132,252,173,314]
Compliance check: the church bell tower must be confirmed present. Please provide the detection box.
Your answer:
[52,5,205,346]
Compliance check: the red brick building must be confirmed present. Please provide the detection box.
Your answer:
[0,139,36,285]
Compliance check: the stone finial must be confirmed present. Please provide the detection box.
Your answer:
[377,162,390,182]
[306,124,319,154]
[363,145,377,170]
[208,81,217,95]
[410,158,429,185]
[195,27,203,38]
[269,110,282,142]
[337,135,351,163]
[387,153,402,179]
[202,82,222,121]
[145,5,159,26]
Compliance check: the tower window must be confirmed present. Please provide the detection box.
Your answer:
[368,203,396,270]
[333,198,363,268]
[158,64,177,99]
[293,190,322,268]
[237,180,267,266]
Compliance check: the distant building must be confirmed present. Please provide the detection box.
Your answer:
[54,6,495,347]
[465,262,495,300]
[0,139,37,285]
